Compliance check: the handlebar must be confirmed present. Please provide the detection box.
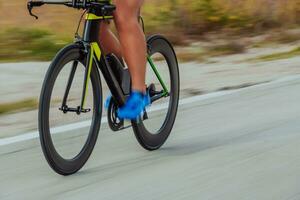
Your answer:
[27,0,115,19]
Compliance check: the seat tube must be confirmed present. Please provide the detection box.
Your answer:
[83,19,101,42]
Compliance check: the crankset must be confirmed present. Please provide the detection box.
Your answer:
[106,83,168,131]
[107,98,125,131]
[107,97,151,131]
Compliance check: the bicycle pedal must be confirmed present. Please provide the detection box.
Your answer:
[59,106,91,114]
[81,108,91,113]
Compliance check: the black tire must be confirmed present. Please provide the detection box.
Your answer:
[132,35,180,151]
[39,43,102,175]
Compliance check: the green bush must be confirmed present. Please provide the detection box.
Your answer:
[143,0,300,35]
[0,99,38,115]
[0,28,71,62]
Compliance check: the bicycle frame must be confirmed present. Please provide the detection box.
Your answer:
[76,9,126,110]
[65,6,169,112]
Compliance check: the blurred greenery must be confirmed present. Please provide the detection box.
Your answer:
[1,0,300,62]
[0,98,38,115]
[207,42,246,56]
[0,28,71,62]
[144,0,300,35]
[254,47,300,62]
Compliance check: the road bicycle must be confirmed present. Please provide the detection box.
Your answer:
[27,0,180,175]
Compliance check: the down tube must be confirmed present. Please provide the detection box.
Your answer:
[93,42,126,106]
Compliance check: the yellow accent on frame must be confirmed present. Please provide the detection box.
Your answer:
[91,42,101,61]
[82,46,94,107]
[82,42,101,107]
[86,13,113,20]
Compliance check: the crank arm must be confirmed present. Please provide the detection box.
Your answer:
[151,91,169,103]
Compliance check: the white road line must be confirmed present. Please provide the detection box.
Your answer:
[0,91,234,147]
[1,74,300,147]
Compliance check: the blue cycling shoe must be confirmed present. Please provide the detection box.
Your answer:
[105,92,150,109]
[104,94,112,110]
[117,90,151,120]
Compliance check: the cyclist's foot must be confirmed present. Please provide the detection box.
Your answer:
[105,92,150,109]
[117,90,151,120]
[104,94,112,110]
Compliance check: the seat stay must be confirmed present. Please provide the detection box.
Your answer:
[147,56,169,97]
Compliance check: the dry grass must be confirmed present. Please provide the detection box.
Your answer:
[0,99,38,115]
[2,0,300,37]
[269,32,300,44]
[251,47,300,62]
[252,30,300,48]
[1,0,300,62]
[0,28,71,62]
[176,51,206,62]
[144,0,300,36]
[207,42,246,56]
[172,42,246,63]
[0,0,80,38]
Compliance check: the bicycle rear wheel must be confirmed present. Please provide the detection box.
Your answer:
[132,35,180,151]
[39,44,102,175]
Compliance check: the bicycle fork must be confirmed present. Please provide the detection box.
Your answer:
[60,43,99,115]
[79,43,94,112]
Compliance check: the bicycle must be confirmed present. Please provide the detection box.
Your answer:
[27,0,180,175]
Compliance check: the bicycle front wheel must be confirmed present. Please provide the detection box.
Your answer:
[132,35,180,151]
[39,44,102,175]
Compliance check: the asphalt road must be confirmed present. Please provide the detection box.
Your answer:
[1,76,300,200]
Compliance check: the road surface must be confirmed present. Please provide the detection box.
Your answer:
[1,76,300,200]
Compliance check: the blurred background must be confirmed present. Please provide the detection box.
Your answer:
[1,0,300,137]
[2,1,300,199]
[2,0,300,61]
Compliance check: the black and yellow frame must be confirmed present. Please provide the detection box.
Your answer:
[27,0,169,113]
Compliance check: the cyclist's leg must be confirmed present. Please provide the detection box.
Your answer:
[113,0,149,119]
[114,0,147,93]
[99,22,122,58]
[99,22,123,109]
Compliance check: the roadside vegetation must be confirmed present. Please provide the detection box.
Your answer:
[144,0,300,36]
[175,41,246,62]
[0,99,38,115]
[1,0,300,62]
[0,28,71,62]
[253,47,300,62]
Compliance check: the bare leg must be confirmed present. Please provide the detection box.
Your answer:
[98,0,146,92]
[114,0,147,93]
[99,22,122,58]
